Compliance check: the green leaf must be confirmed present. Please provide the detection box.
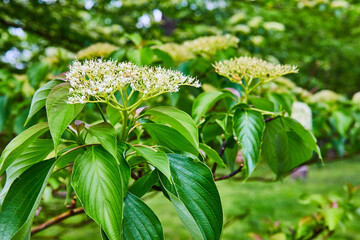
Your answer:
[122,192,164,240]
[233,109,265,177]
[143,123,199,156]
[110,48,126,61]
[27,62,49,89]
[322,208,344,231]
[126,33,142,46]
[56,145,85,168]
[117,142,131,197]
[262,117,320,176]
[126,49,141,65]
[139,47,154,65]
[86,122,117,160]
[267,93,293,114]
[72,145,127,240]
[25,79,62,126]
[145,106,199,149]
[129,171,158,198]
[269,233,287,240]
[0,122,49,174]
[106,105,122,126]
[192,91,231,125]
[130,146,171,180]
[330,110,353,136]
[0,139,53,203]
[222,137,239,171]
[153,48,174,67]
[249,97,274,112]
[159,154,223,240]
[0,95,9,132]
[199,143,226,168]
[46,83,84,154]
[0,159,56,240]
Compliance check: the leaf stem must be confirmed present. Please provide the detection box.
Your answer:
[95,102,107,123]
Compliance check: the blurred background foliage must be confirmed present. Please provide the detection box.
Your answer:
[1,0,360,239]
[1,0,360,156]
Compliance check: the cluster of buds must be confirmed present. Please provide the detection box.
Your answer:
[214,56,298,83]
[155,43,194,63]
[66,59,200,105]
[183,35,239,57]
[76,43,118,60]
[155,35,239,62]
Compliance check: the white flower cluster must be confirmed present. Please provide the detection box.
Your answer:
[214,56,298,83]
[352,92,360,104]
[263,22,285,31]
[291,102,313,130]
[66,59,200,104]
[76,43,118,60]
[131,66,201,97]
[308,90,343,103]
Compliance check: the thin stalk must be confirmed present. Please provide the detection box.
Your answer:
[95,102,107,123]
[120,110,129,141]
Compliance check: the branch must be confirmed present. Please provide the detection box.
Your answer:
[31,207,85,235]
[215,165,243,181]
[265,116,280,123]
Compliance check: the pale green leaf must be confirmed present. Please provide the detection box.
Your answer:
[0,159,56,240]
[72,145,127,240]
[130,146,171,180]
[0,139,53,203]
[145,106,199,149]
[0,122,49,174]
[46,83,84,154]
[159,154,223,240]
[143,123,199,156]
[233,109,265,177]
[86,122,117,160]
[122,192,164,240]
[25,79,62,126]
[192,91,231,125]
[199,143,226,168]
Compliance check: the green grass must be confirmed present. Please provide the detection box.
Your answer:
[33,156,360,239]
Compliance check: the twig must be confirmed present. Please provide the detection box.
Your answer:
[212,138,226,177]
[265,115,281,123]
[31,207,85,235]
[215,165,243,181]
[131,172,140,180]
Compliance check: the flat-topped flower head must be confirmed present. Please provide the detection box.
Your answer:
[214,56,298,83]
[130,66,200,98]
[66,59,200,105]
[66,59,138,104]
[76,43,118,60]
[184,35,239,57]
